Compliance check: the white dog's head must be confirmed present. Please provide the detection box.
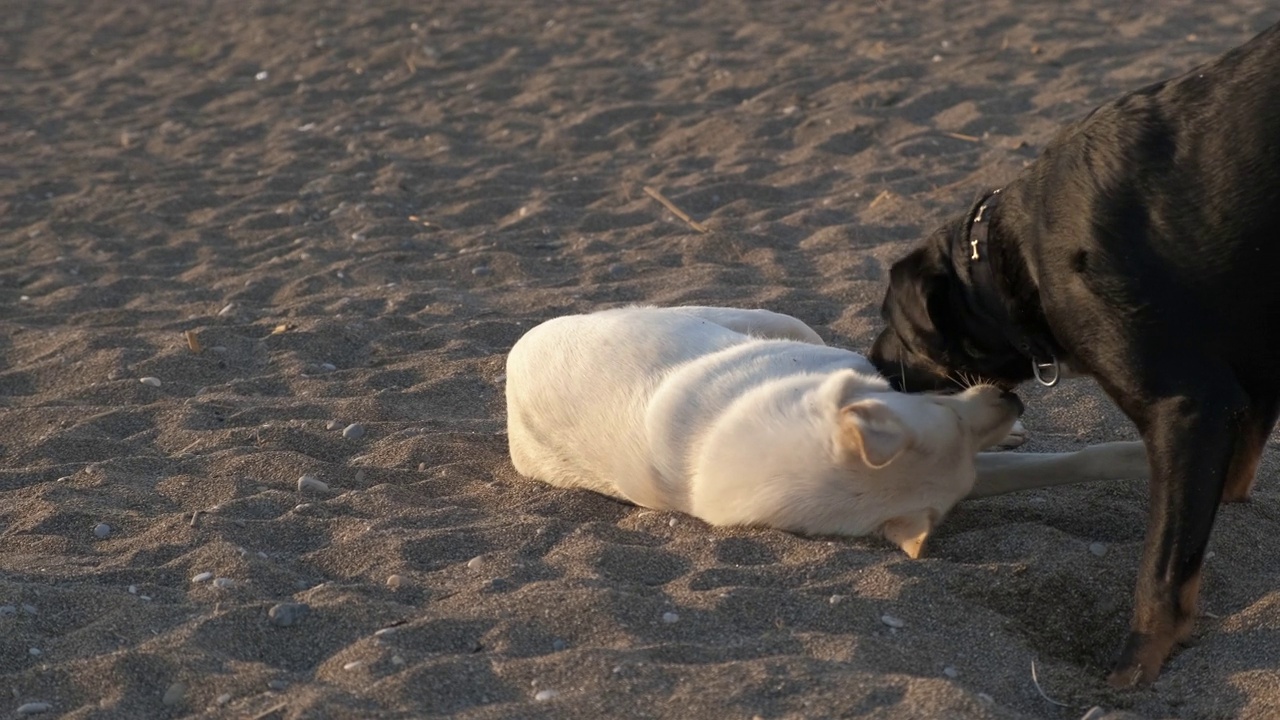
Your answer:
[828,373,1021,557]
[695,368,1021,557]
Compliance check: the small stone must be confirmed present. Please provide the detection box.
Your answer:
[661,611,680,624]
[1089,542,1108,557]
[319,362,336,372]
[218,303,236,317]
[139,377,162,387]
[880,614,905,629]
[128,585,138,594]
[28,648,41,657]
[391,655,405,666]
[417,462,427,472]
[213,577,235,589]
[298,475,329,493]
[93,523,111,539]
[15,703,52,716]
[215,694,232,706]
[162,682,186,706]
[466,556,483,570]
[668,518,677,527]
[342,423,365,440]
[343,661,364,671]
[386,574,405,589]
[374,627,397,637]
[471,266,492,277]
[534,689,558,701]
[0,606,15,617]
[192,572,213,583]
[269,602,310,627]
[326,420,342,431]
[267,680,288,691]
[943,665,959,678]
[552,639,568,651]
[829,595,844,605]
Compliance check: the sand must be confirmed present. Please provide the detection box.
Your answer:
[3,0,1279,717]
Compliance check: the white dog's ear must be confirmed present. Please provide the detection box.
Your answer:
[838,400,913,469]
[881,508,938,559]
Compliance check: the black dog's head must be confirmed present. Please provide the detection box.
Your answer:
[869,215,1033,393]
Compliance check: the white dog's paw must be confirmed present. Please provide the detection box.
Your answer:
[990,420,1028,450]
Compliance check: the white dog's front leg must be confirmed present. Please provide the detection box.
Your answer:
[967,441,1148,499]
[989,419,1028,450]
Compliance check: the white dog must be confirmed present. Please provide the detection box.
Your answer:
[505,306,1146,557]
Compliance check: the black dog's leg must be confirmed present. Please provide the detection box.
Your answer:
[1105,377,1249,687]
[1221,395,1280,503]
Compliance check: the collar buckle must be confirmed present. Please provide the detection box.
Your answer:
[1032,357,1060,387]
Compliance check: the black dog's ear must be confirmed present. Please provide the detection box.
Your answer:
[883,243,953,352]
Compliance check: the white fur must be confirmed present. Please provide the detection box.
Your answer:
[506,306,1043,554]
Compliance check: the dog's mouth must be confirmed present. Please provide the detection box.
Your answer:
[1000,390,1025,416]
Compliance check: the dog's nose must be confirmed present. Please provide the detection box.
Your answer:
[1001,390,1025,416]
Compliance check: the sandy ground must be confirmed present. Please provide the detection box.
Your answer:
[3,0,1279,717]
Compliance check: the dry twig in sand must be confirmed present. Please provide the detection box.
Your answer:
[643,186,710,234]
[1030,659,1075,708]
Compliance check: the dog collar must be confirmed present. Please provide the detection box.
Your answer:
[961,188,1061,387]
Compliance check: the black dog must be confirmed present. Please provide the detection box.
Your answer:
[869,20,1280,687]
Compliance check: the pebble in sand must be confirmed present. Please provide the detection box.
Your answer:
[269,602,310,627]
[880,614,906,629]
[298,475,329,493]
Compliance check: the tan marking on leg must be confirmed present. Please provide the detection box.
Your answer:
[1108,568,1202,687]
[1174,568,1202,643]
[1221,428,1264,503]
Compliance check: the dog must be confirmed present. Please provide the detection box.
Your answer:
[506,305,1146,558]
[868,20,1280,686]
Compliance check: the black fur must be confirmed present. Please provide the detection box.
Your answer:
[869,20,1280,686]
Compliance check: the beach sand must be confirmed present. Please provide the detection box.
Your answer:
[3,0,1278,717]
